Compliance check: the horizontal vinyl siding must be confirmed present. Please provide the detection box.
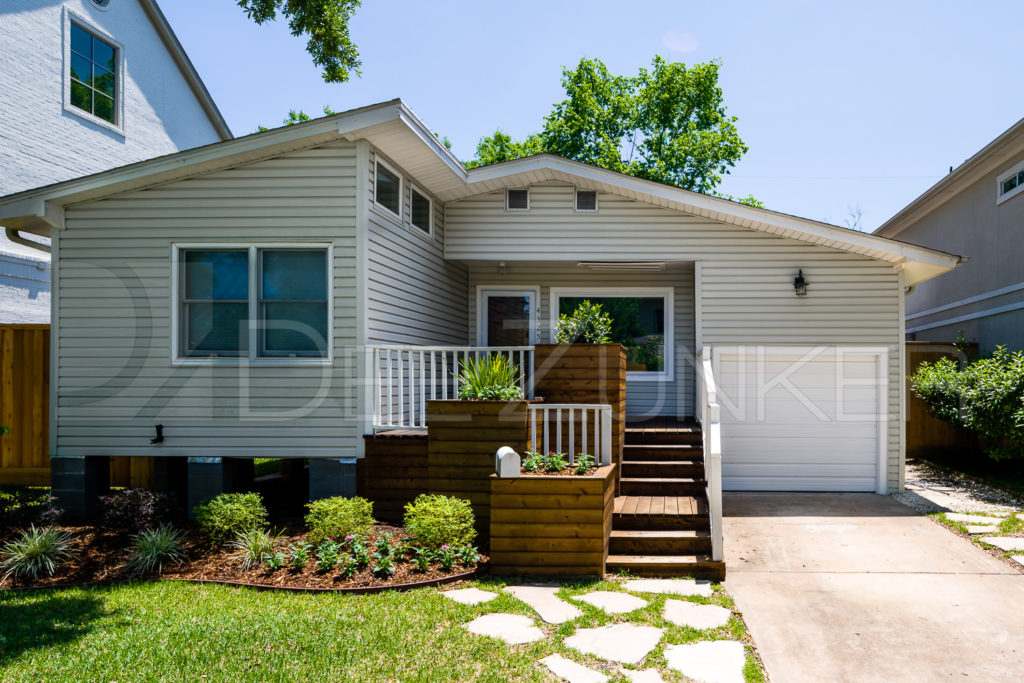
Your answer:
[467,265,696,418]
[366,148,468,345]
[447,182,903,490]
[56,142,361,459]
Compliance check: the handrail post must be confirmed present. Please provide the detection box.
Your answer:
[600,405,612,467]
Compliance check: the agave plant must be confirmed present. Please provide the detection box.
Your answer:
[0,525,78,581]
[125,524,186,576]
[457,354,524,400]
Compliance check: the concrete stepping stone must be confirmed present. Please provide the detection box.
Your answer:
[965,525,999,535]
[944,513,1006,525]
[540,654,607,683]
[981,537,1024,552]
[564,623,664,664]
[623,669,665,682]
[504,585,582,624]
[571,590,648,614]
[442,587,498,605]
[664,640,746,683]
[465,613,544,645]
[1011,556,1024,568]
[663,599,732,629]
[622,578,713,597]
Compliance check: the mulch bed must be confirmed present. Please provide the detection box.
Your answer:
[0,523,487,592]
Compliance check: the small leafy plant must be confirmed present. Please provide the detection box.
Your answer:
[411,546,432,572]
[544,451,569,471]
[522,450,547,472]
[193,493,268,544]
[346,534,371,568]
[99,489,173,532]
[456,545,481,567]
[288,541,312,571]
[1,525,78,582]
[404,494,476,550]
[316,539,342,573]
[263,551,287,571]
[435,544,458,572]
[555,300,612,344]
[574,452,595,475]
[125,524,186,576]
[338,553,359,579]
[456,355,524,400]
[230,528,280,571]
[304,496,375,545]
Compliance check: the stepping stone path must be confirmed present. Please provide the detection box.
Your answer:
[623,669,665,682]
[1012,556,1024,568]
[442,587,498,605]
[966,525,999,535]
[540,654,607,683]
[980,537,1024,552]
[571,591,648,614]
[564,623,664,664]
[465,613,544,645]
[945,513,1006,525]
[663,599,732,630]
[664,641,746,683]
[622,578,713,597]
[504,585,583,624]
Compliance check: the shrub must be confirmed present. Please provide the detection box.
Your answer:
[555,300,612,344]
[1,525,78,582]
[910,346,1024,461]
[403,494,476,550]
[457,355,524,400]
[125,524,186,576]
[193,493,268,544]
[0,487,54,526]
[304,496,375,544]
[229,528,280,571]
[99,488,172,531]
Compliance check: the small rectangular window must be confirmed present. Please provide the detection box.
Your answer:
[260,250,328,357]
[997,160,1024,204]
[411,187,431,234]
[575,189,598,212]
[375,161,401,216]
[69,22,117,124]
[180,250,249,357]
[506,188,529,211]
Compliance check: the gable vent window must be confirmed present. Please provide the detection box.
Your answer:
[575,189,598,212]
[411,187,431,235]
[69,22,118,124]
[997,160,1024,204]
[375,160,402,217]
[506,188,530,211]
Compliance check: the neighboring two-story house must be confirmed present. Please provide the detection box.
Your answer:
[875,116,1024,351]
[0,0,231,321]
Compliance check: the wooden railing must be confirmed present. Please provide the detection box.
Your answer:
[528,403,613,467]
[368,345,534,429]
[697,347,724,562]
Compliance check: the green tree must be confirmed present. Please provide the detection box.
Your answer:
[238,1,363,83]
[469,56,751,198]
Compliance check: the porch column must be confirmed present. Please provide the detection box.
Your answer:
[308,457,357,501]
[50,455,110,520]
[186,457,254,517]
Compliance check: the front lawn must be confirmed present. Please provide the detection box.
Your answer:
[0,578,766,681]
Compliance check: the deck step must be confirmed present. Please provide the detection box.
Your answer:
[623,444,703,461]
[624,429,702,446]
[613,495,709,530]
[609,529,711,555]
[621,460,704,478]
[620,477,705,496]
[606,554,725,581]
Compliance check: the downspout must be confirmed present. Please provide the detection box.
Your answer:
[5,228,51,254]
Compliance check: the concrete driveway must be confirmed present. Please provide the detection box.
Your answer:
[724,493,1024,682]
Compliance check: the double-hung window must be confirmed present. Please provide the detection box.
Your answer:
[178,246,330,360]
[69,21,118,124]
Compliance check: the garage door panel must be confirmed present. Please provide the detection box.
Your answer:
[723,463,877,478]
[723,476,878,492]
[717,385,879,404]
[723,436,878,458]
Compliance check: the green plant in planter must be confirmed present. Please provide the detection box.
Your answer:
[457,354,524,400]
[555,300,612,344]
[574,453,596,474]
[522,450,547,472]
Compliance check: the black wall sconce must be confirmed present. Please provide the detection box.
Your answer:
[793,269,808,296]
[151,424,164,444]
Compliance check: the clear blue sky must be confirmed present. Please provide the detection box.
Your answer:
[164,0,1024,232]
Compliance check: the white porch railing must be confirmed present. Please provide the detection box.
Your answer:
[697,347,724,563]
[528,403,613,467]
[368,345,534,429]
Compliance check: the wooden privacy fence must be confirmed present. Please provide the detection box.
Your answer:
[905,341,977,459]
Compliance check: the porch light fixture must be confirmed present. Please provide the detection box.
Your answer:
[793,269,808,296]
[577,261,667,272]
[498,261,507,275]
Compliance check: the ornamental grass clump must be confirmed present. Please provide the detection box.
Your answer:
[304,496,374,545]
[229,528,280,571]
[456,355,524,400]
[1,525,78,582]
[193,492,268,544]
[403,494,476,550]
[125,524,186,576]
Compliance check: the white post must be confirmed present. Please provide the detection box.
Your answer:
[568,408,575,465]
[600,405,612,466]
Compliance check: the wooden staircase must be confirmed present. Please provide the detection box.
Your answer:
[607,421,726,581]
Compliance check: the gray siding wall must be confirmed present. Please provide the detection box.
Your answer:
[892,156,1024,352]
[467,264,695,419]
[446,182,904,490]
[55,142,360,459]
[365,147,469,345]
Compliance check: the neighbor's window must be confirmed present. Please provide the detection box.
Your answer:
[575,189,598,212]
[411,187,431,234]
[998,160,1024,204]
[556,293,670,377]
[69,22,117,124]
[506,188,529,211]
[375,161,401,216]
[179,247,329,359]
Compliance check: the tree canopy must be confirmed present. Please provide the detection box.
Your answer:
[237,0,363,83]
[467,56,756,202]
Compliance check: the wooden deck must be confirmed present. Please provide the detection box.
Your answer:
[613,495,707,517]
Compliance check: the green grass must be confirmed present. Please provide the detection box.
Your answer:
[0,578,765,681]
[253,459,283,478]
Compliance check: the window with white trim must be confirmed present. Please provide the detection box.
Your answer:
[575,189,598,212]
[178,247,329,359]
[375,160,401,217]
[411,187,431,234]
[69,21,118,124]
[506,188,529,210]
[997,160,1024,204]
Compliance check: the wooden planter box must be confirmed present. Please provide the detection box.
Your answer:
[489,463,616,576]
[426,399,530,539]
[533,344,626,483]
[357,433,429,523]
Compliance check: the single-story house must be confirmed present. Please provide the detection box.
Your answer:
[0,100,961,576]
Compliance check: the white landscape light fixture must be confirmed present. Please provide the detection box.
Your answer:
[793,269,808,296]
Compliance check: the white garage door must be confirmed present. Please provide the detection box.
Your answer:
[715,346,888,492]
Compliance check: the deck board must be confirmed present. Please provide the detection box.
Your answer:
[614,495,702,518]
